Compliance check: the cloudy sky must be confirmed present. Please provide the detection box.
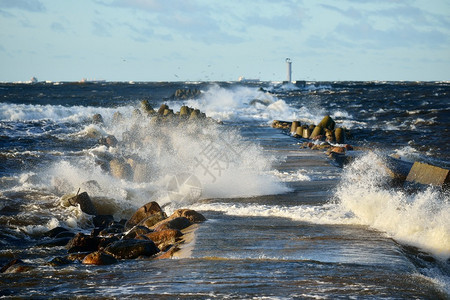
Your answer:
[1,0,449,82]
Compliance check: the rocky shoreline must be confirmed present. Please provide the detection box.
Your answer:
[1,197,206,272]
[1,102,212,273]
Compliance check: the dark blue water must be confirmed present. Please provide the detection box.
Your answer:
[0,81,449,298]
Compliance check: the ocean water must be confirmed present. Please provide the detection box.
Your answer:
[0,81,449,299]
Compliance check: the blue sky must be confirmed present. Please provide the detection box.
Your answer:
[1,0,449,82]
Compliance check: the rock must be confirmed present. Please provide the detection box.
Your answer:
[290,121,300,134]
[405,161,449,188]
[92,114,104,124]
[309,126,323,140]
[1,259,23,273]
[1,259,34,273]
[155,244,181,259]
[302,128,311,139]
[139,229,183,251]
[124,226,153,239]
[324,128,334,142]
[112,111,124,123]
[104,239,159,259]
[139,211,167,229]
[179,106,190,117]
[189,109,200,120]
[109,158,133,180]
[93,215,114,229]
[295,126,303,137]
[317,115,335,130]
[82,251,117,265]
[100,135,118,147]
[48,256,72,266]
[157,104,169,115]
[125,201,166,231]
[271,120,291,129]
[99,224,124,236]
[37,237,72,247]
[68,192,98,215]
[152,217,192,232]
[169,209,206,223]
[66,253,89,262]
[335,127,345,144]
[141,100,155,114]
[54,231,75,239]
[66,233,100,253]
[330,147,346,154]
[98,236,120,250]
[42,227,70,238]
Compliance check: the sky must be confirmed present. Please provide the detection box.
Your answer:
[0,0,449,82]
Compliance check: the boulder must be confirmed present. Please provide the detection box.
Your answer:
[66,233,100,253]
[168,209,206,223]
[139,211,167,229]
[104,239,159,259]
[334,127,345,144]
[42,226,70,238]
[82,251,117,265]
[66,253,89,262]
[1,259,34,274]
[141,100,155,114]
[112,111,124,123]
[309,126,323,140]
[152,217,192,232]
[93,215,114,229]
[92,114,104,124]
[302,128,311,139]
[109,158,133,180]
[37,237,72,247]
[317,115,335,130]
[68,192,98,215]
[157,104,169,115]
[139,229,183,251]
[405,162,449,188]
[179,106,189,117]
[290,121,300,134]
[47,256,72,266]
[125,201,166,231]
[124,226,153,239]
[155,244,181,259]
[295,126,303,137]
[271,120,291,129]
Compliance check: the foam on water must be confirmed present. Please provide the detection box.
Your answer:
[169,84,299,123]
[0,102,135,123]
[335,152,450,260]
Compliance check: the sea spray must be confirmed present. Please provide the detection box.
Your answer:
[44,104,290,222]
[334,152,450,260]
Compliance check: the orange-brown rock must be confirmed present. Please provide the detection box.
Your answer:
[125,201,166,231]
[168,209,206,223]
[139,229,183,250]
[82,251,117,265]
[152,217,192,232]
[155,244,180,259]
[330,147,346,154]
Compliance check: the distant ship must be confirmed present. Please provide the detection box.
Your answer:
[238,76,260,83]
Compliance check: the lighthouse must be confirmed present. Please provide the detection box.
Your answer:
[286,58,292,83]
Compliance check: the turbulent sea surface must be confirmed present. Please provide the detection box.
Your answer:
[0,81,449,299]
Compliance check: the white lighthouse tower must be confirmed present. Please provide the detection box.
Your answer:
[286,58,292,83]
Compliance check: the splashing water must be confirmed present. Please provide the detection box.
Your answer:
[335,152,450,260]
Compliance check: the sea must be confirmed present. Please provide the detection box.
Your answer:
[0,80,449,299]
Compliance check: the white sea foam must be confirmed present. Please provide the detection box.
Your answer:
[335,152,450,260]
[0,102,135,123]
